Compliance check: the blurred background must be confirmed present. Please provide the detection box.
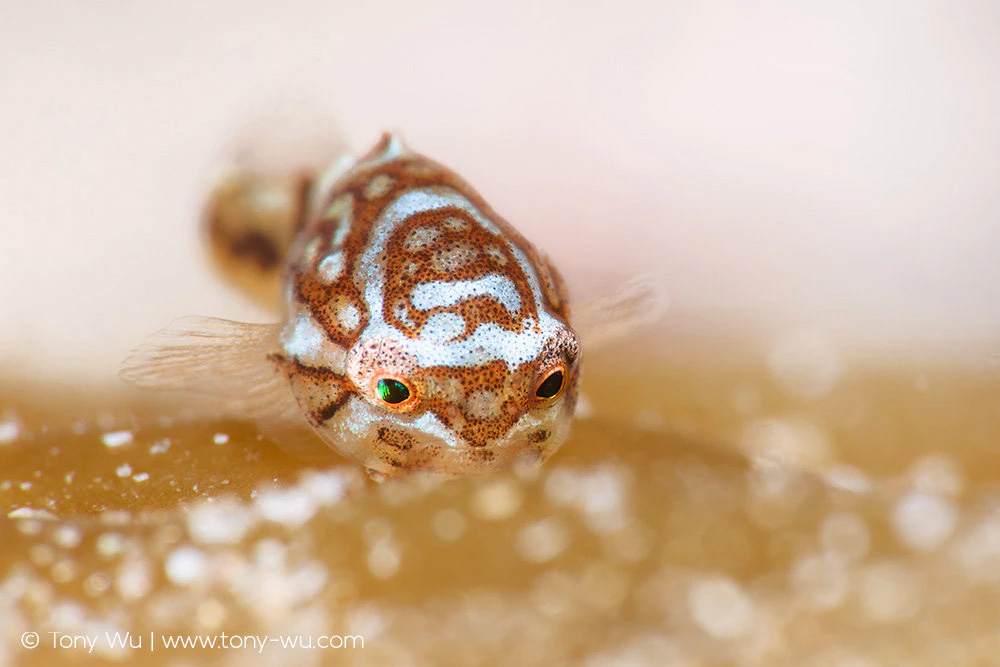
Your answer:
[1,0,998,383]
[3,5,1000,665]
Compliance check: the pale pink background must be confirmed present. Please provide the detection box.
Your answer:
[2,1,998,382]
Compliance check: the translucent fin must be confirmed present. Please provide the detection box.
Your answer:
[204,171,312,311]
[204,105,349,312]
[120,316,333,461]
[572,275,669,350]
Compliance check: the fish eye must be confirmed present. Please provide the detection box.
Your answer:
[535,367,565,400]
[377,378,412,405]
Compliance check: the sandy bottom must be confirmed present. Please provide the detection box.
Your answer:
[0,334,998,665]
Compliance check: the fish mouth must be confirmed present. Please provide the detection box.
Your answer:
[366,421,565,477]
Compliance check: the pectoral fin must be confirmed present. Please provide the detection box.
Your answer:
[572,276,669,350]
[120,316,334,461]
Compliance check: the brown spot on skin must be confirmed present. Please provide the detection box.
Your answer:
[374,428,441,471]
[270,355,356,426]
[381,452,408,468]
[313,400,343,424]
[469,448,496,463]
[377,427,414,451]
[528,429,550,444]
[408,444,442,470]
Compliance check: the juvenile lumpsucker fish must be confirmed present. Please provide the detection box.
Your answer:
[123,133,664,479]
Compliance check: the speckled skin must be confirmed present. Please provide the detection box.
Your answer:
[273,134,580,476]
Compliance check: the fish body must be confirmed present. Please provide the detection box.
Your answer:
[124,133,663,479]
[276,134,580,474]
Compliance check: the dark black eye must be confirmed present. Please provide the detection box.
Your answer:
[377,378,411,404]
[535,370,564,399]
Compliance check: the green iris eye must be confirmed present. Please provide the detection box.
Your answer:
[377,378,411,404]
[536,370,564,399]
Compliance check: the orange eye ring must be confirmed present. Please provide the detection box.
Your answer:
[374,376,419,411]
[534,365,566,402]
